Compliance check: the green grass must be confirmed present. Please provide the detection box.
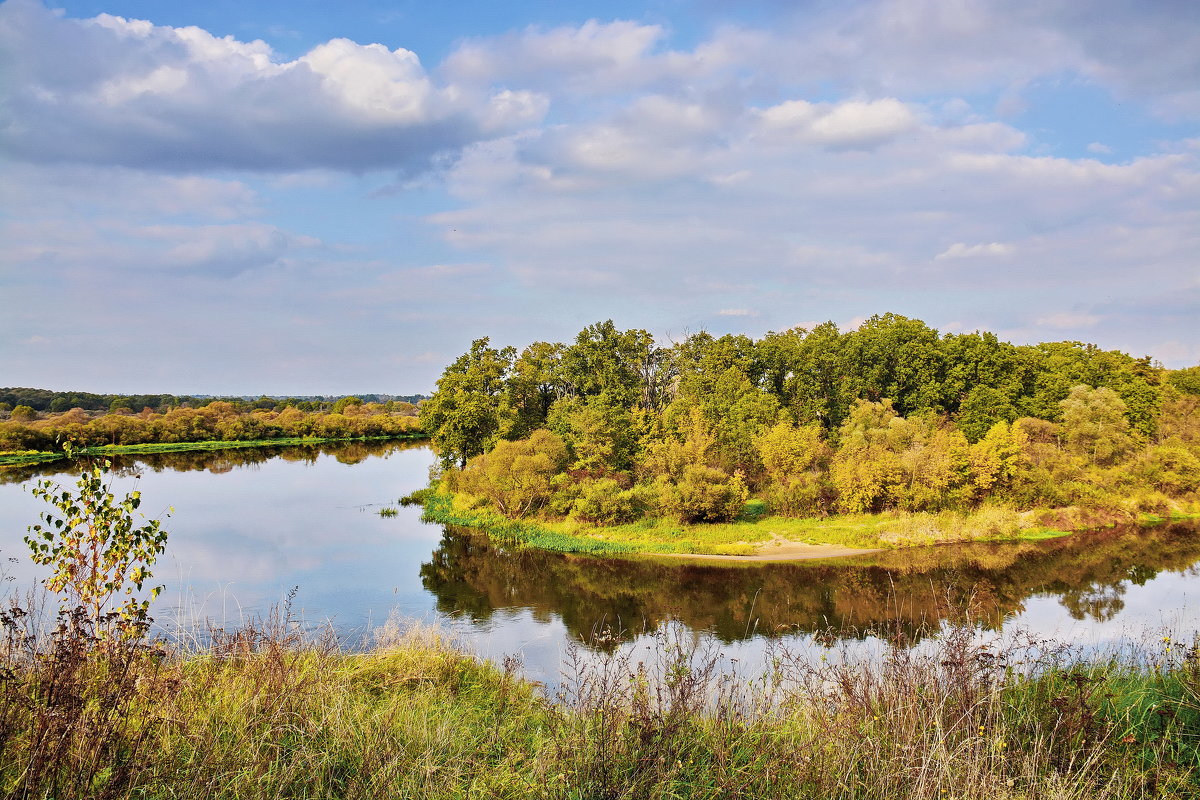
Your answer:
[0,434,428,466]
[0,450,63,467]
[422,490,1075,557]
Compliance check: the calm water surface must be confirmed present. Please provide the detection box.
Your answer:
[3,442,1199,684]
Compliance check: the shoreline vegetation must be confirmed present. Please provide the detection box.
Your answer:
[5,609,1200,799]
[0,395,426,467]
[417,315,1200,559]
[417,487,1199,559]
[0,434,429,467]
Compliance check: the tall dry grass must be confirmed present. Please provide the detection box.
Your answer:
[0,606,1198,799]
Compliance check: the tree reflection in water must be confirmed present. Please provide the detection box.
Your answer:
[0,439,424,484]
[421,522,1200,647]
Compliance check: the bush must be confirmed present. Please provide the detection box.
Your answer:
[763,472,833,516]
[1138,440,1200,495]
[455,429,570,518]
[571,479,646,525]
[659,466,749,523]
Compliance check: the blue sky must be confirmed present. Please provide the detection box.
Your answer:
[2,0,1198,394]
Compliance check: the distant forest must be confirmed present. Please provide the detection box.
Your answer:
[0,388,427,414]
[421,313,1200,528]
[0,393,426,452]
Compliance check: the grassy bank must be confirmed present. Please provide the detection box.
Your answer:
[3,613,1199,799]
[0,433,428,467]
[419,489,1106,557]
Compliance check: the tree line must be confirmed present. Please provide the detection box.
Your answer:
[420,314,1200,526]
[0,388,427,415]
[0,399,422,452]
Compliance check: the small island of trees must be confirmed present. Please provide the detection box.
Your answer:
[419,314,1200,554]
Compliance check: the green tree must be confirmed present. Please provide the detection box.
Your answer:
[420,338,515,468]
[559,320,656,410]
[331,396,363,414]
[504,341,566,439]
[1059,385,1136,466]
[547,396,635,472]
[955,385,1018,443]
[840,314,945,416]
[25,460,170,637]
[660,465,749,523]
[1168,366,1200,396]
[829,399,905,513]
[968,421,1030,497]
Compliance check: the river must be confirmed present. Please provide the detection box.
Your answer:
[2,440,1198,684]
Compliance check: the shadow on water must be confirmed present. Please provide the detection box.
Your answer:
[0,439,426,483]
[421,521,1200,647]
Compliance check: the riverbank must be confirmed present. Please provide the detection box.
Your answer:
[419,488,1200,560]
[0,433,428,467]
[3,616,1197,799]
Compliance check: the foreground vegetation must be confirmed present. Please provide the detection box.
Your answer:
[3,609,1200,799]
[419,315,1200,554]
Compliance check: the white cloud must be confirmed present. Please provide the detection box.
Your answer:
[1087,142,1113,155]
[442,19,680,96]
[4,0,1200,392]
[935,242,1014,260]
[0,217,319,277]
[757,98,920,149]
[0,0,544,172]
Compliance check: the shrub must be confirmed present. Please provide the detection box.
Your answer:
[456,429,570,518]
[571,479,646,525]
[659,466,749,523]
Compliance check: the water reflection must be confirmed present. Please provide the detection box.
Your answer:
[0,439,423,484]
[421,522,1200,645]
[4,442,1200,671]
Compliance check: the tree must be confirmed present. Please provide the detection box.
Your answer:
[829,400,905,513]
[1168,366,1200,396]
[1059,385,1136,466]
[25,460,170,638]
[968,421,1030,496]
[420,338,515,468]
[331,396,363,414]
[955,385,1018,444]
[547,396,635,472]
[840,314,945,416]
[504,341,566,439]
[559,320,656,409]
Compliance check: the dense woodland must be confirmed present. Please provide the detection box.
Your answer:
[421,314,1200,527]
[0,397,422,451]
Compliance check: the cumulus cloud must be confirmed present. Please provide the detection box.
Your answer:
[757,98,920,150]
[0,0,546,172]
[4,0,1200,393]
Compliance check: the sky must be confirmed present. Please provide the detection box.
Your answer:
[1,0,1198,395]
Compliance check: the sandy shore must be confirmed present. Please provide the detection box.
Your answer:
[654,538,881,562]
